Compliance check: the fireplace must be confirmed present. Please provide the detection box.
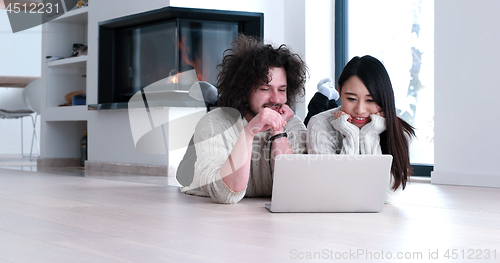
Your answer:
[94,7,263,109]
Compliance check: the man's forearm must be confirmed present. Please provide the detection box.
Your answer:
[220,128,254,192]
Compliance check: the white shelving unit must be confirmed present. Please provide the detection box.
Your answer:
[40,6,89,160]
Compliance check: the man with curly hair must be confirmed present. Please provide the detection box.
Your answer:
[182,35,308,204]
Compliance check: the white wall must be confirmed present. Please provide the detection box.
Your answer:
[432,0,500,187]
[0,11,41,77]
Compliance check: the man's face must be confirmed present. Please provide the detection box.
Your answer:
[246,67,288,119]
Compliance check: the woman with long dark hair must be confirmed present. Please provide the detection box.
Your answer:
[307,55,415,202]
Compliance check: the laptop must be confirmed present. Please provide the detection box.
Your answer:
[266,154,393,213]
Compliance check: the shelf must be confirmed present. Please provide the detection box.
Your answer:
[52,7,88,24]
[43,105,88,121]
[47,56,87,68]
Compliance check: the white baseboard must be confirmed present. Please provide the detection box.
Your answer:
[431,171,500,188]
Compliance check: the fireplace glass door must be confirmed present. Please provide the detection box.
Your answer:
[115,19,238,102]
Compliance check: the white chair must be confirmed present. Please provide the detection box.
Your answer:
[0,79,41,158]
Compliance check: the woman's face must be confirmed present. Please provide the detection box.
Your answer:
[340,76,383,129]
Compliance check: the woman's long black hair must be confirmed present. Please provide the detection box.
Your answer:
[338,55,415,190]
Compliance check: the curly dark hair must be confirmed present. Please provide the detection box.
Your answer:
[216,34,308,115]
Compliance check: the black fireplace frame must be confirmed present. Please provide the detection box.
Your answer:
[94,6,263,109]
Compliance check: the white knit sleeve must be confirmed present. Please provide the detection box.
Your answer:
[331,115,360,155]
[359,114,386,155]
[183,109,246,204]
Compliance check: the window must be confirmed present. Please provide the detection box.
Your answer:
[336,0,434,174]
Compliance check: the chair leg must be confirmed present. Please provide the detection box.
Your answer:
[21,114,40,159]
[21,117,24,157]
[29,114,40,158]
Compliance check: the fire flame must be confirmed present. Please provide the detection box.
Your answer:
[179,36,204,81]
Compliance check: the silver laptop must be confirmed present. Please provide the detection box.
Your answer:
[266,154,393,213]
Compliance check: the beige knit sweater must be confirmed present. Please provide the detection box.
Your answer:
[182,107,307,204]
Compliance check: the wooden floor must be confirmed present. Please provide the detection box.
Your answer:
[0,163,499,262]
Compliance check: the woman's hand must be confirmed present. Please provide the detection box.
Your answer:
[374,110,385,118]
[334,110,352,123]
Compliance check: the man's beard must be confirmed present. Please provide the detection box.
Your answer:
[247,103,283,117]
